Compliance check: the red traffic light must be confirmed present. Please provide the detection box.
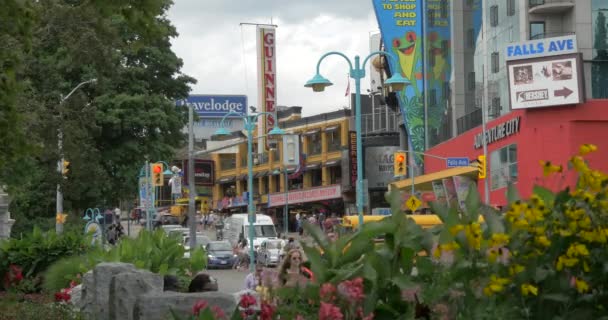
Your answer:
[153,165,162,173]
[396,154,405,162]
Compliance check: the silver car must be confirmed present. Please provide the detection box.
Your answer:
[257,239,282,267]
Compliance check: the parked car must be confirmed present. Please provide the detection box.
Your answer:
[160,224,184,235]
[257,239,282,267]
[183,234,211,259]
[205,240,236,269]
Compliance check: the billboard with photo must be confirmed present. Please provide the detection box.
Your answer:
[507,53,584,109]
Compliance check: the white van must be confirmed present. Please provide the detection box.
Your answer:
[224,214,277,249]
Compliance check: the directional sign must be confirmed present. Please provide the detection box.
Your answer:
[508,53,583,110]
[446,157,470,168]
[406,196,422,212]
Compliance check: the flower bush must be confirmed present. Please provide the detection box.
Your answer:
[175,145,607,319]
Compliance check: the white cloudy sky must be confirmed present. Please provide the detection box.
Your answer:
[167,0,379,116]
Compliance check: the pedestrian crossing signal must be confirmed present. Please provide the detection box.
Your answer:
[477,155,486,179]
[394,151,407,177]
[62,160,70,175]
[151,163,164,186]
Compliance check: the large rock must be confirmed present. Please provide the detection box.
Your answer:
[109,269,163,320]
[70,284,83,309]
[79,270,95,318]
[133,291,236,320]
[93,262,137,320]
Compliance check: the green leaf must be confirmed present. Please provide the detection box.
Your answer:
[301,244,327,283]
[533,185,556,207]
[390,274,417,290]
[464,183,481,222]
[480,205,504,234]
[542,293,569,303]
[506,183,521,203]
[338,233,374,266]
[302,221,328,252]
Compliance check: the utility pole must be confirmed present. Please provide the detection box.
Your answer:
[187,101,197,250]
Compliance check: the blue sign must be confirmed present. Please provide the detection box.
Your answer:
[446,157,470,168]
[176,95,247,118]
[505,35,578,61]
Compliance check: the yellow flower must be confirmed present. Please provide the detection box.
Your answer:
[540,160,563,177]
[570,155,589,173]
[578,216,592,230]
[483,275,510,296]
[567,243,590,257]
[56,213,67,224]
[574,278,589,293]
[465,222,482,250]
[584,261,590,273]
[579,144,598,156]
[513,218,529,229]
[521,284,538,296]
[509,264,525,276]
[490,233,510,247]
[449,224,465,236]
[535,235,551,247]
[557,255,579,271]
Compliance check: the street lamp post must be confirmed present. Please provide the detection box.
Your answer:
[215,111,285,272]
[305,51,408,229]
[56,78,97,234]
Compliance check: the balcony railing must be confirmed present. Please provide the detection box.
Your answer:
[357,110,399,135]
[530,31,575,40]
[456,108,482,134]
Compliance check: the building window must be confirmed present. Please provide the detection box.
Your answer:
[311,169,322,187]
[507,0,515,16]
[530,22,545,40]
[467,28,475,48]
[491,52,500,73]
[329,166,342,185]
[592,1,608,98]
[490,97,501,118]
[468,72,476,91]
[326,126,341,152]
[490,144,518,190]
[490,5,498,27]
[308,131,322,155]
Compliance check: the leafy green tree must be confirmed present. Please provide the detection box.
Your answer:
[5,0,194,229]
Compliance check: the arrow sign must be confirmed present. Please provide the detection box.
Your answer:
[554,87,573,98]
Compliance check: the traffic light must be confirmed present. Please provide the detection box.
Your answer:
[201,197,210,213]
[62,160,70,175]
[394,151,407,177]
[151,163,164,186]
[477,155,487,179]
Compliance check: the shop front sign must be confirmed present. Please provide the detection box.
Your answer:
[268,184,342,207]
[473,116,521,149]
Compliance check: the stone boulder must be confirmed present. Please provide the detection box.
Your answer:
[109,269,163,320]
[93,262,137,320]
[133,291,236,320]
[79,270,95,318]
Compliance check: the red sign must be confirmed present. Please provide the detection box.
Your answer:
[348,131,357,189]
[257,27,277,149]
[268,185,342,207]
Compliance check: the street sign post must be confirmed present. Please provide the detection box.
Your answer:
[446,157,470,168]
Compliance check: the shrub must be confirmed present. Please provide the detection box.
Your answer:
[0,227,90,292]
[43,229,207,293]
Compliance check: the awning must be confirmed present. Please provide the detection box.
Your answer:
[254,171,268,178]
[324,125,339,132]
[390,166,478,191]
[236,174,248,181]
[306,163,321,170]
[217,176,236,184]
[303,129,320,136]
[323,159,341,167]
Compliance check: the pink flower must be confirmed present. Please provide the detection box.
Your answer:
[320,283,337,301]
[239,293,257,309]
[319,302,344,320]
[337,277,365,302]
[260,302,275,320]
[192,300,208,316]
[401,285,421,303]
[210,305,226,319]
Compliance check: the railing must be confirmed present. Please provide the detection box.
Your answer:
[456,108,482,134]
[530,31,575,40]
[357,110,399,135]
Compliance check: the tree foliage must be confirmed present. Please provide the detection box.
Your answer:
[2,0,195,229]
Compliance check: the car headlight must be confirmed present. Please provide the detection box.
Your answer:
[208,254,215,259]
[233,254,237,258]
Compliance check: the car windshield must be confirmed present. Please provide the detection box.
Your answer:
[265,241,281,249]
[208,242,232,251]
[254,225,277,238]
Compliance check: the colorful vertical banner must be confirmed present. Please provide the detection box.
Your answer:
[424,0,452,147]
[256,26,277,150]
[372,0,425,163]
